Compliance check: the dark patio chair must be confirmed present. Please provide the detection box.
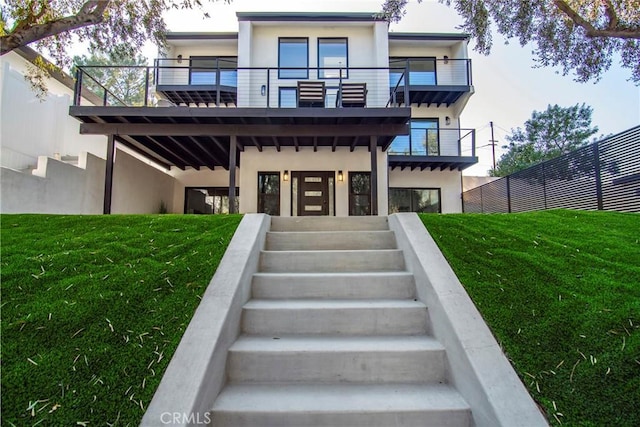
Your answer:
[337,82,367,107]
[297,81,326,107]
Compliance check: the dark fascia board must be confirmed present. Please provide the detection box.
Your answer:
[237,12,385,22]
[389,32,471,42]
[14,46,75,91]
[166,32,238,40]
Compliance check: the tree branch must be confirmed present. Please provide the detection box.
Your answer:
[0,1,110,55]
[553,0,640,39]
[602,0,619,30]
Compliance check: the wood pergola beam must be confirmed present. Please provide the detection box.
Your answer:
[80,123,409,137]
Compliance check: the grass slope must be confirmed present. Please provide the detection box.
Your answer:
[420,210,640,426]
[1,214,242,426]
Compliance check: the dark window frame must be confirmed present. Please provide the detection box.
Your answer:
[388,187,442,213]
[188,56,238,85]
[389,56,438,85]
[317,37,349,79]
[184,186,239,214]
[349,171,371,216]
[390,118,440,156]
[257,171,281,215]
[278,37,309,79]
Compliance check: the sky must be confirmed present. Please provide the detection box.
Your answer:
[160,0,640,175]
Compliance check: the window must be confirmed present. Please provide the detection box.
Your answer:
[389,57,436,86]
[189,57,238,86]
[318,38,348,79]
[279,38,308,79]
[258,172,281,215]
[389,119,439,156]
[349,172,371,216]
[184,187,239,214]
[279,87,297,107]
[389,188,440,213]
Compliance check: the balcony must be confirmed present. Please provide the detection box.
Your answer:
[388,127,478,171]
[388,59,472,107]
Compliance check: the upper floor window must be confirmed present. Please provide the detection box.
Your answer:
[189,57,237,86]
[389,57,436,86]
[279,38,308,79]
[318,38,348,79]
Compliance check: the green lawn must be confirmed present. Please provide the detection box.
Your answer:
[1,214,242,426]
[420,210,640,427]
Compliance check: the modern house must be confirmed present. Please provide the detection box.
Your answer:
[70,12,477,215]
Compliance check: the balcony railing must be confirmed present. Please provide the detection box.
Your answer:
[388,128,476,158]
[73,59,472,109]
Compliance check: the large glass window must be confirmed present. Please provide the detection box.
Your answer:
[184,187,239,214]
[189,57,238,86]
[318,38,348,79]
[349,172,371,216]
[389,188,441,213]
[389,119,439,156]
[279,38,308,79]
[258,172,281,215]
[389,57,436,86]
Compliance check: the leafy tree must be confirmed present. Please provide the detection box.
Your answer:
[0,1,230,66]
[381,0,640,84]
[490,103,599,176]
[73,51,149,106]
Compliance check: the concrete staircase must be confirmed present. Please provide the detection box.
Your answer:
[210,216,473,426]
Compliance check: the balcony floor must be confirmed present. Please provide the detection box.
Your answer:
[391,85,471,107]
[389,155,479,171]
[156,85,238,106]
[69,106,411,170]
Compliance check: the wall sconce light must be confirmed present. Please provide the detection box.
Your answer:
[338,170,344,182]
[283,170,289,181]
[261,85,266,96]
[445,116,451,125]
[177,54,183,64]
[443,55,449,64]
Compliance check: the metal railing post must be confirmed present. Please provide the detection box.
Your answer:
[404,62,410,106]
[144,67,150,107]
[74,68,83,106]
[266,69,271,108]
[471,129,476,157]
[216,58,221,106]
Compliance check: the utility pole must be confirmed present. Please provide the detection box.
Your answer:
[489,121,497,170]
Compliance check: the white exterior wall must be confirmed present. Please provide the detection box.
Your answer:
[0,52,106,170]
[240,146,388,216]
[389,168,462,213]
[0,150,175,214]
[246,23,392,107]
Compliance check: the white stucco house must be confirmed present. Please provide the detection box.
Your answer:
[70,12,477,216]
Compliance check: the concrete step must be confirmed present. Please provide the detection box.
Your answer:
[228,335,446,383]
[265,230,397,251]
[252,272,416,299]
[270,216,389,232]
[242,299,429,335]
[259,249,405,273]
[211,383,472,427]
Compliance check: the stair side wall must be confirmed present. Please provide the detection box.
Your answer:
[141,214,270,427]
[389,213,549,427]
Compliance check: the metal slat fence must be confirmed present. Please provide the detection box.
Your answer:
[463,126,640,213]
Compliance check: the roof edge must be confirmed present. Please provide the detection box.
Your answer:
[14,46,75,91]
[389,32,470,41]
[236,12,385,22]
[166,32,238,40]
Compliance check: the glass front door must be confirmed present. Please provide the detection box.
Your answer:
[292,171,335,216]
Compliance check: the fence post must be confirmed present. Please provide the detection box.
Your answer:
[593,143,604,210]
[506,176,512,213]
[480,186,484,213]
[542,163,548,210]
